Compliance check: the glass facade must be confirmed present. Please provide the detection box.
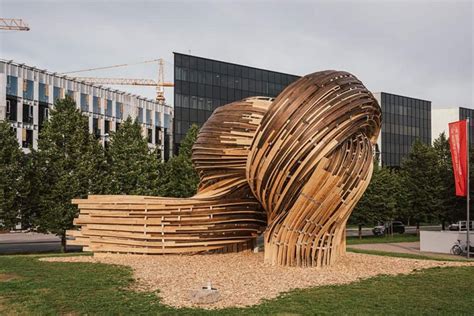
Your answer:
[459,107,474,144]
[173,52,300,151]
[379,92,431,167]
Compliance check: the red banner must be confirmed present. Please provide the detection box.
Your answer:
[449,120,468,197]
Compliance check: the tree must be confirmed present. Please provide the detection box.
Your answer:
[177,124,199,160]
[400,139,441,233]
[158,124,199,197]
[105,117,162,195]
[432,132,465,228]
[350,163,400,238]
[0,120,24,229]
[17,152,41,230]
[35,96,106,251]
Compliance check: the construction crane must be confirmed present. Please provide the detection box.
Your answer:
[0,18,30,31]
[62,59,173,104]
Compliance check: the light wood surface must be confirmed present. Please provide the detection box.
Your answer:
[68,97,273,254]
[247,71,381,266]
[68,71,381,267]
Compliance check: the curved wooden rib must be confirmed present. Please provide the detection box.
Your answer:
[68,97,273,254]
[246,71,381,267]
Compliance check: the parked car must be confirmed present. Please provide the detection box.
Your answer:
[372,221,405,236]
[448,221,473,231]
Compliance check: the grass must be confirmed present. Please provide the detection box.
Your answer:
[0,254,473,315]
[346,233,419,245]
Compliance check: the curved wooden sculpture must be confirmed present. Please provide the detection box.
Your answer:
[68,71,381,267]
[247,71,381,266]
[68,97,272,254]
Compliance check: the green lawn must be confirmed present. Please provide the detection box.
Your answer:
[1,254,473,315]
[346,233,419,245]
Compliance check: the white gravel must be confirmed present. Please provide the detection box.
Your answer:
[41,251,474,309]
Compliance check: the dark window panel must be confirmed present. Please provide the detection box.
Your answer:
[190,57,197,69]
[205,85,212,98]
[242,67,249,78]
[208,60,217,72]
[197,58,205,71]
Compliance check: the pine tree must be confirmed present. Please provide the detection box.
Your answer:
[35,96,106,251]
[105,117,161,195]
[159,124,199,197]
[0,120,24,229]
[400,139,442,232]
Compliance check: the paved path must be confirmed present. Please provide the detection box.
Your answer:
[348,241,465,260]
[0,232,81,254]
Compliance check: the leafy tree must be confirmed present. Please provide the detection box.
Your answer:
[158,124,199,197]
[350,163,400,238]
[105,117,161,195]
[432,132,465,228]
[400,139,441,233]
[35,96,106,251]
[0,121,24,229]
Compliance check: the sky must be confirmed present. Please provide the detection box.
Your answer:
[0,0,473,109]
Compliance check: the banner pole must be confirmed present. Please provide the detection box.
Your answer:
[467,117,470,259]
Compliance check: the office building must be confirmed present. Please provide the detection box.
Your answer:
[432,107,474,144]
[373,92,432,167]
[0,60,173,159]
[173,52,300,151]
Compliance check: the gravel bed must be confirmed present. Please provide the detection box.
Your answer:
[41,252,474,309]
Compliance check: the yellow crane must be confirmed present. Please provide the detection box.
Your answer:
[62,58,174,104]
[0,18,30,31]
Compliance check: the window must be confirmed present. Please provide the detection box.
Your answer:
[7,76,18,96]
[93,96,101,114]
[146,109,152,125]
[106,100,113,116]
[138,108,143,123]
[39,83,49,103]
[81,94,89,112]
[23,80,34,100]
[147,128,153,143]
[115,102,123,119]
[22,129,33,148]
[92,118,100,138]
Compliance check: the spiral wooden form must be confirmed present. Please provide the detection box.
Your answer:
[68,71,381,267]
[247,70,381,266]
